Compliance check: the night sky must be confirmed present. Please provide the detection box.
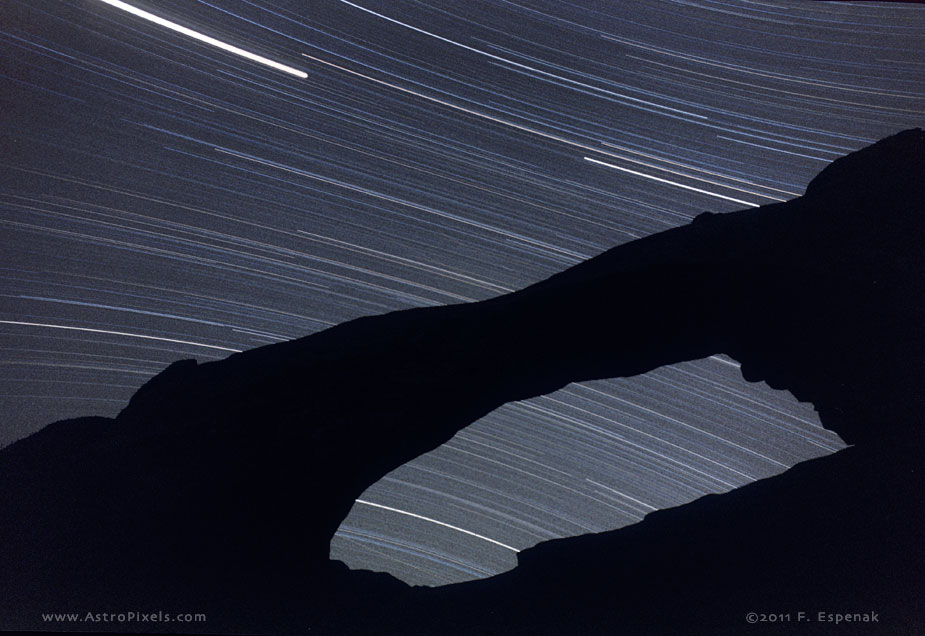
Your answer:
[2,0,923,586]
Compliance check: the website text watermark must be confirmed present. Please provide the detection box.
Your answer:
[42,610,206,625]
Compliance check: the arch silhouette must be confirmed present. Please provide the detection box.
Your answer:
[1,129,922,634]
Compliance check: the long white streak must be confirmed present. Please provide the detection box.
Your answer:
[96,0,307,78]
[600,140,796,198]
[355,499,519,552]
[584,158,760,208]
[0,320,241,352]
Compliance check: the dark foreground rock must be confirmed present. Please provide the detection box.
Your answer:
[1,129,923,634]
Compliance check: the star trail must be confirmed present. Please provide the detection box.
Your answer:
[98,0,309,77]
[1,0,923,586]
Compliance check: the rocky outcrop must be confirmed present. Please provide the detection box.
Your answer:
[1,129,923,634]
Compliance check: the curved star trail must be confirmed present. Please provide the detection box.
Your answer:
[1,0,923,586]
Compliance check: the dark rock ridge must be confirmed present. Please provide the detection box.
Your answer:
[1,129,923,634]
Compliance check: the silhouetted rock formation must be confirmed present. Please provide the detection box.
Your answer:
[1,129,923,634]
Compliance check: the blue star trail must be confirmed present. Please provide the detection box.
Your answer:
[1,0,922,586]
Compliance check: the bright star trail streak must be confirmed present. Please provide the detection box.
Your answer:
[355,500,520,552]
[0,321,243,352]
[96,0,308,78]
[584,157,760,207]
[2,0,923,588]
